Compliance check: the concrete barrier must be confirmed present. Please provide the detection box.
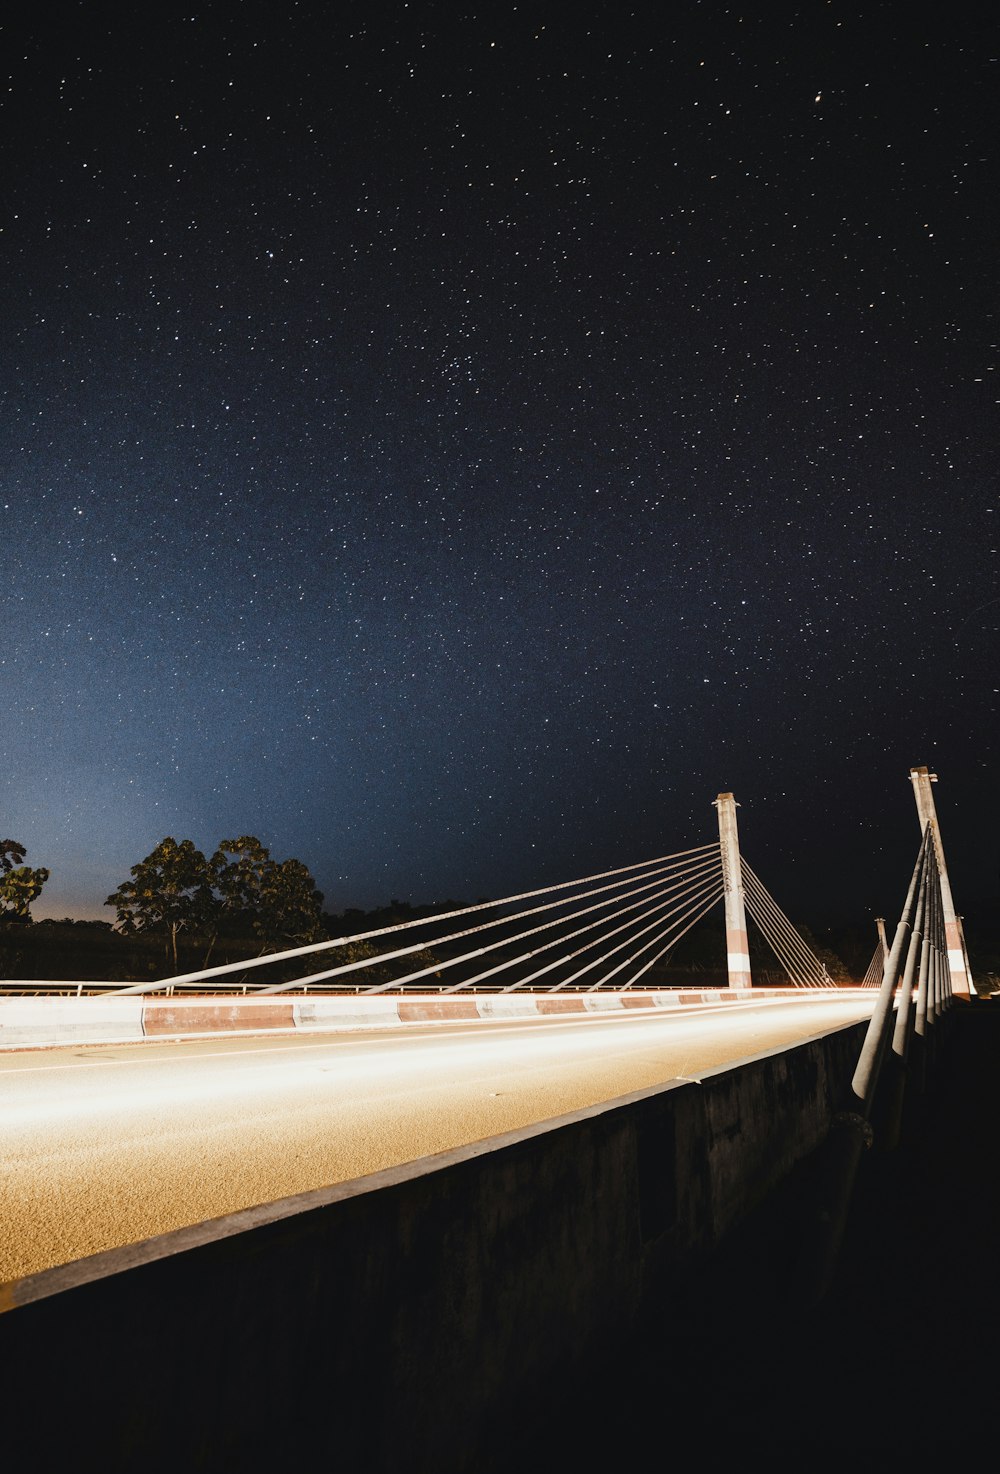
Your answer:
[0,996,146,1047]
[293,993,404,1031]
[143,998,297,1037]
[0,984,831,1050]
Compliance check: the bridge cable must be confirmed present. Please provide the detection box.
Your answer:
[859,940,886,990]
[738,865,821,975]
[447,863,725,996]
[534,871,728,994]
[354,860,724,997]
[741,871,831,986]
[609,880,727,991]
[740,865,829,985]
[740,865,830,987]
[261,850,724,996]
[111,844,720,995]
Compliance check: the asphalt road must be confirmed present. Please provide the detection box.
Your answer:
[0,993,877,1282]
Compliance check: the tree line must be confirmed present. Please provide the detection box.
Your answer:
[1,834,325,971]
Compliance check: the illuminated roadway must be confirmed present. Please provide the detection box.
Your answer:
[0,993,879,1283]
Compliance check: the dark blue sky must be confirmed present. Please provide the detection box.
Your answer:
[1,2,995,930]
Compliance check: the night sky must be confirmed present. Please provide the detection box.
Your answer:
[2,3,996,937]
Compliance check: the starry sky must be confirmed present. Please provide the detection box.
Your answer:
[1,2,996,935]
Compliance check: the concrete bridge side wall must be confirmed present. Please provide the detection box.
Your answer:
[0,1020,869,1471]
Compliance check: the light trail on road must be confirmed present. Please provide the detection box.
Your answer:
[0,994,878,1282]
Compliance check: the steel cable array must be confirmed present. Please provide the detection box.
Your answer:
[1,838,851,997]
[859,932,888,990]
[94,844,727,996]
[740,861,831,988]
[258,849,728,996]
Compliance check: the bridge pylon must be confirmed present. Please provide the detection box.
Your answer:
[908,766,973,998]
[713,792,751,989]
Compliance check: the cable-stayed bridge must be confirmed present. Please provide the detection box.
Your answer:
[3,763,971,1007]
[0,763,991,1472]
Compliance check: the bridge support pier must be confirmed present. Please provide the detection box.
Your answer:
[713,792,751,989]
[909,766,973,998]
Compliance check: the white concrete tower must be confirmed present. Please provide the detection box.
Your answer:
[713,792,751,989]
[909,766,973,998]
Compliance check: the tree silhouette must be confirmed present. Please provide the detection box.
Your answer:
[0,839,50,921]
[106,834,325,974]
[211,837,325,951]
[105,837,215,971]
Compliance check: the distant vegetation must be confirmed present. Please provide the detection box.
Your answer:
[0,838,461,986]
[1,832,327,984]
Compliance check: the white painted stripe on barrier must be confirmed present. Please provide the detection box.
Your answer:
[0,998,146,1047]
[581,994,625,1012]
[143,997,295,1013]
[293,997,403,1030]
[477,995,541,1018]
